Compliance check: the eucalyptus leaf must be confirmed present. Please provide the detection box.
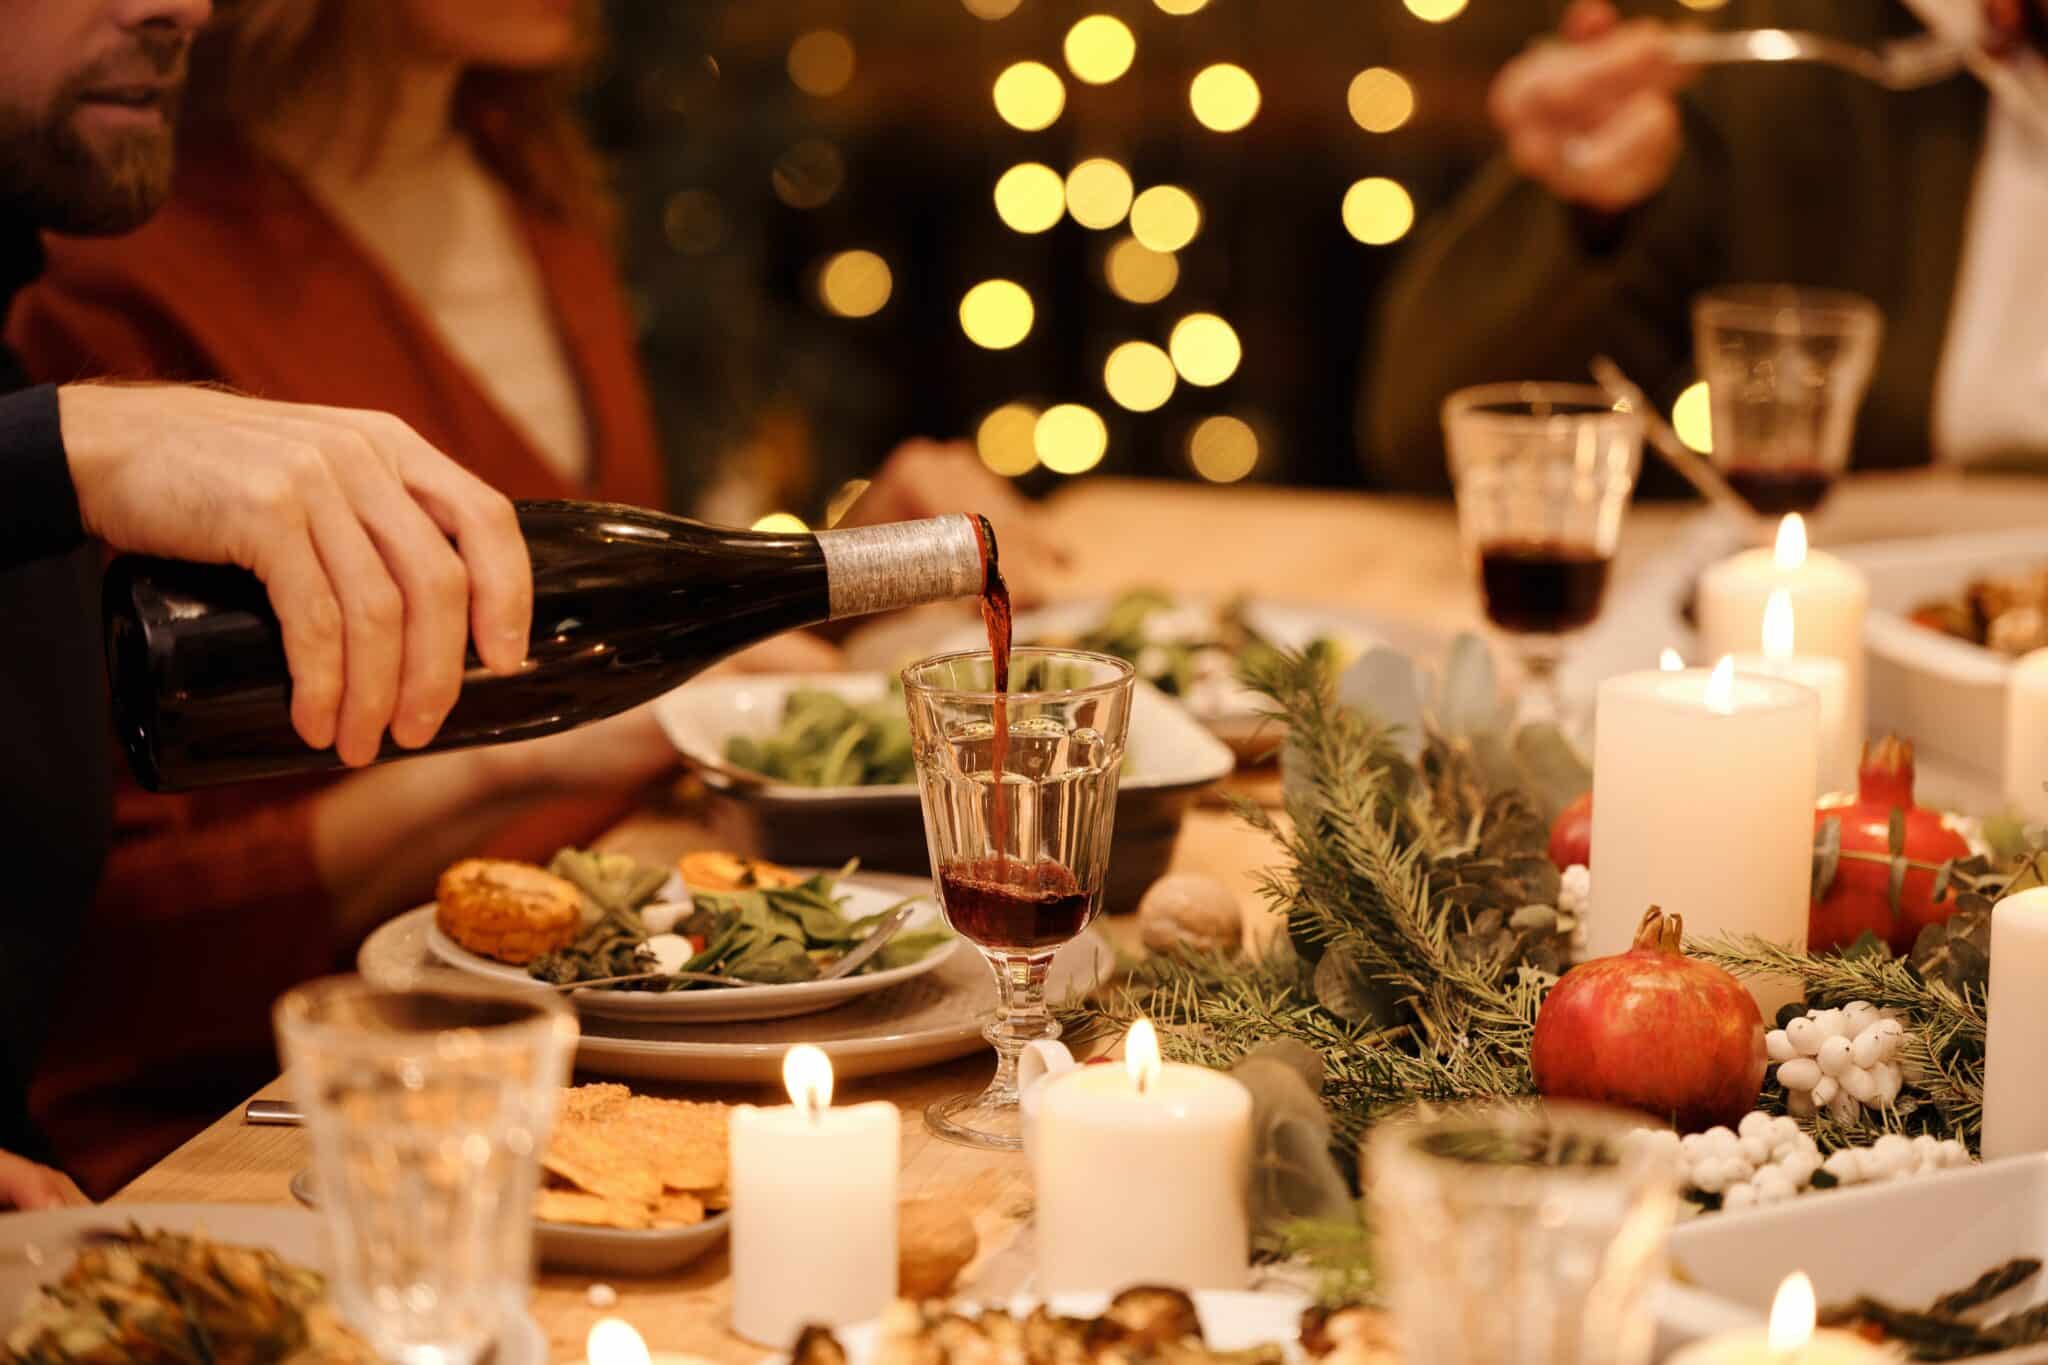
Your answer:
[1889,855,1908,926]
[1468,730,1523,798]
[1437,633,1503,740]
[1337,647,1425,761]
[1513,722,1592,822]
[1889,807,1907,858]
[1313,947,1398,1027]
[1843,930,1889,962]
[1932,859,1954,905]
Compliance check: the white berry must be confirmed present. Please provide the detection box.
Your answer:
[1739,1111,1775,1142]
[1812,1076,1840,1106]
[1738,1136,1772,1167]
[1771,1116,1801,1144]
[1850,1029,1884,1069]
[1701,1126,1739,1154]
[1938,1140,1971,1168]
[1766,1030,1795,1063]
[1680,1133,1707,1161]
[1779,1057,1823,1090]
[1873,1063,1903,1107]
[1786,1017,1823,1056]
[1817,1035,1854,1076]
[1722,1181,1758,1210]
[1842,1066,1880,1104]
[1779,1148,1822,1186]
[1692,1158,1736,1194]
[1823,1149,1865,1184]
[1842,1001,1878,1033]
[1753,1167,1796,1202]
[1812,1008,1849,1039]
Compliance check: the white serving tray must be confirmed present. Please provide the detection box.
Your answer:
[1668,1154,2048,1363]
[1833,528,2048,785]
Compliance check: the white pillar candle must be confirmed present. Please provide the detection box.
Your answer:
[1667,1273,1888,1365]
[1728,590,1853,796]
[1698,514,1867,766]
[1982,887,2048,1161]
[1589,659,1818,1016]
[730,1046,898,1347]
[2005,649,2048,824]
[1032,1019,1252,1296]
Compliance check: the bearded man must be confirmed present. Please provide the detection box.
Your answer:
[0,0,537,1204]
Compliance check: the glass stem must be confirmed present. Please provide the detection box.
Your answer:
[982,952,1059,1107]
[1517,648,1564,728]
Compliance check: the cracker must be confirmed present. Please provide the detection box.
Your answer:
[537,1189,653,1231]
[543,1121,662,1205]
[621,1096,730,1191]
[653,1190,707,1228]
[560,1083,632,1124]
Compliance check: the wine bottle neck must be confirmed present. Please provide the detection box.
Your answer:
[814,514,986,621]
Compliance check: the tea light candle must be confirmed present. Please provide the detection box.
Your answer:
[1728,591,1853,796]
[1032,1019,1252,1296]
[2005,649,2048,824]
[1982,886,2048,1161]
[1589,659,1818,1015]
[1667,1272,1888,1364]
[584,1317,703,1365]
[1698,514,1867,764]
[730,1046,898,1347]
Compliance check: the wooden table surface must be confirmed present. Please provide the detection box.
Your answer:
[109,472,2048,1362]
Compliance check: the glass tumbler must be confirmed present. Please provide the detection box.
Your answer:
[1692,285,1883,523]
[903,647,1135,1151]
[275,975,576,1365]
[1369,1101,1680,1365]
[1442,382,1642,721]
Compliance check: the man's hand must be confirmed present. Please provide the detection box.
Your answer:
[1490,0,1694,213]
[59,384,532,766]
[839,438,1068,606]
[0,1151,87,1210]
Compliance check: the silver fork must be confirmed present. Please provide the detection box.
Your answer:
[1667,28,1964,90]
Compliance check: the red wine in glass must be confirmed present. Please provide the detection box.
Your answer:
[939,858,1091,952]
[1478,539,1612,635]
[975,522,1014,837]
[1722,464,1834,517]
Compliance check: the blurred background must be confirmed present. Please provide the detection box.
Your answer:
[585,0,1601,522]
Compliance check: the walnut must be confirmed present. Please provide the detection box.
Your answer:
[1137,875,1242,955]
[897,1198,978,1300]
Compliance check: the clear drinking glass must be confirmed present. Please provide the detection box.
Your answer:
[275,975,576,1365]
[903,647,1135,1151]
[1370,1102,1680,1365]
[1692,285,1883,524]
[1442,383,1642,720]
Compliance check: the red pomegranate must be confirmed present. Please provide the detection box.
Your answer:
[1548,792,1593,871]
[1810,736,1971,955]
[1531,906,1766,1133]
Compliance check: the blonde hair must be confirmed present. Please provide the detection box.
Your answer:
[185,0,606,226]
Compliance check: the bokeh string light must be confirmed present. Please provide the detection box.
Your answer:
[962,0,1023,17]
[770,139,844,209]
[1347,68,1415,133]
[1064,15,1137,84]
[1673,380,1714,453]
[752,512,810,533]
[977,403,1042,475]
[1104,238,1179,304]
[1189,63,1261,132]
[1403,0,1468,21]
[994,61,1066,130]
[818,250,893,318]
[787,30,856,96]
[1036,404,1110,474]
[959,279,1036,349]
[1169,313,1242,387]
[1341,177,1415,245]
[1129,186,1201,253]
[1103,341,1178,412]
[1153,0,1209,12]
[1188,415,1259,482]
[1065,158,1135,230]
[994,162,1067,234]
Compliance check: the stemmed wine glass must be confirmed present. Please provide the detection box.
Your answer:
[1442,382,1643,723]
[902,647,1135,1151]
[1692,285,1882,527]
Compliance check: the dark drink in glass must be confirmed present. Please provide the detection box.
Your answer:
[937,858,1091,952]
[1477,539,1613,635]
[1722,464,1834,517]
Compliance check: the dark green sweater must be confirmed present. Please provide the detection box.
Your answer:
[1365,0,1990,494]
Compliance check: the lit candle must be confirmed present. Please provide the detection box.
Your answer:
[1032,1018,1252,1296]
[2004,649,2048,824]
[1982,886,2048,1161]
[583,1318,708,1365]
[1662,647,1687,671]
[1667,1271,1889,1364]
[730,1045,898,1347]
[1589,659,1818,1016]
[1698,514,1867,768]
[1729,591,1853,796]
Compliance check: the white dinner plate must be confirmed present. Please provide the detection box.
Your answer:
[833,1289,1313,1365]
[366,910,1112,1085]
[423,878,961,1024]
[0,1204,547,1364]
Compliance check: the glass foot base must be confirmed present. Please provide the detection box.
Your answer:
[925,1087,1024,1151]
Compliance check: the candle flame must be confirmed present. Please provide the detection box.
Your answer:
[1125,1017,1162,1095]
[1773,514,1808,571]
[1768,1271,1817,1352]
[1762,589,1796,661]
[586,1317,653,1365]
[1659,647,1684,672]
[783,1043,833,1118]
[1705,656,1737,715]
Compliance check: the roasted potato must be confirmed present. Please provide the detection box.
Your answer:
[435,858,583,964]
